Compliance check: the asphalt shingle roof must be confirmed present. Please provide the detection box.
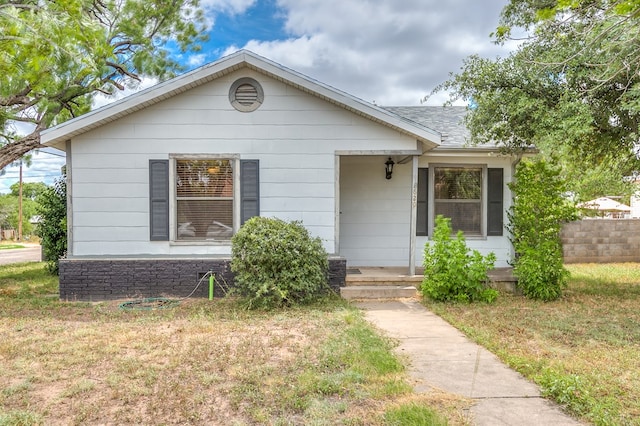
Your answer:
[383,106,472,148]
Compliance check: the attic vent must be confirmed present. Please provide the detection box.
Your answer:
[229,77,264,112]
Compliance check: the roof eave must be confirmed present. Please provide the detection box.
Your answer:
[430,145,538,155]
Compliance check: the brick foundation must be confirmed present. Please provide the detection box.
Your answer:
[59,256,346,301]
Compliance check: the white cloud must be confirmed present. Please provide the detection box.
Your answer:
[187,53,207,68]
[224,0,512,105]
[0,149,66,194]
[200,0,255,14]
[91,77,159,110]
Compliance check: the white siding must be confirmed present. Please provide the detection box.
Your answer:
[339,156,413,266]
[69,69,418,257]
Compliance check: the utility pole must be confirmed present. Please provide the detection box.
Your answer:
[18,160,22,241]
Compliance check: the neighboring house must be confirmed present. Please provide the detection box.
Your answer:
[41,50,518,300]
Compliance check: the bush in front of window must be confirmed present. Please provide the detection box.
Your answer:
[231,217,329,309]
[422,215,497,303]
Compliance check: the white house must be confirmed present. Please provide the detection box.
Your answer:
[41,50,517,300]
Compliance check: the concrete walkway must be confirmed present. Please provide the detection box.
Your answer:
[357,299,584,426]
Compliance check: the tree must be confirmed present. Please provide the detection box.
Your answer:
[436,0,640,179]
[10,181,47,200]
[0,191,38,237]
[0,0,207,170]
[508,158,578,301]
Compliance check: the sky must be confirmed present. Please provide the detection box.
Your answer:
[0,0,514,194]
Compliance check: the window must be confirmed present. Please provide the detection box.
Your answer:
[175,159,234,241]
[416,166,504,237]
[434,166,482,235]
[149,159,260,242]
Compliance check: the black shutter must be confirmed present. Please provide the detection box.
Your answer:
[240,159,260,225]
[149,160,169,241]
[417,168,428,236]
[487,168,504,236]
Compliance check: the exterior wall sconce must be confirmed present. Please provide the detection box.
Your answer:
[385,157,395,180]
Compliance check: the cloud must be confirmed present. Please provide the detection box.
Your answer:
[187,53,207,68]
[220,0,512,105]
[91,77,159,110]
[200,0,255,14]
[0,149,66,194]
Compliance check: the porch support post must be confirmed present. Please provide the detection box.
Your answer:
[409,155,418,275]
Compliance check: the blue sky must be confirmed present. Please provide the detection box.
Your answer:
[1,0,513,193]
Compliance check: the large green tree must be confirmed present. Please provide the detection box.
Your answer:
[437,0,640,186]
[0,0,207,169]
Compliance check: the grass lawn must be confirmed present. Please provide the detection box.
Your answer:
[425,263,640,426]
[0,244,25,250]
[0,262,462,425]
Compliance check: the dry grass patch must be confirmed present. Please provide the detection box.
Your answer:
[0,263,461,425]
[425,263,640,425]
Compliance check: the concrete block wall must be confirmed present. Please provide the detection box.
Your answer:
[59,257,346,301]
[561,219,640,263]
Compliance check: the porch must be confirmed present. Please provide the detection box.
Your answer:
[340,266,517,300]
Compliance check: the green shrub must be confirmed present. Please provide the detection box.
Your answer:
[35,175,67,275]
[422,215,497,303]
[514,242,568,301]
[231,217,329,309]
[508,159,577,301]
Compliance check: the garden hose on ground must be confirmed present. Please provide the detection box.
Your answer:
[118,271,214,310]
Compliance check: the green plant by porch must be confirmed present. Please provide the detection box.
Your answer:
[422,215,497,303]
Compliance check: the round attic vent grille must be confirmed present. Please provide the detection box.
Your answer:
[229,77,264,112]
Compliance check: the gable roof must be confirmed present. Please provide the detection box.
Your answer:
[41,50,441,149]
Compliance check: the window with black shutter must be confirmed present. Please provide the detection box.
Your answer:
[149,160,169,241]
[148,158,260,242]
[416,165,504,237]
[417,168,428,236]
[487,168,504,236]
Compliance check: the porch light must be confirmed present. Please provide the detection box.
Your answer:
[385,157,395,180]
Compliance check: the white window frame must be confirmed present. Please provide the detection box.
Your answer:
[169,154,241,245]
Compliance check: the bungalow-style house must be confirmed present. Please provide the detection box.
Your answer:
[41,50,517,301]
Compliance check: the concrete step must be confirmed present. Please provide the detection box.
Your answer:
[346,275,422,287]
[340,285,419,300]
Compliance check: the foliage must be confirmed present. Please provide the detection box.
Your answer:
[435,0,640,181]
[560,155,636,204]
[0,0,207,169]
[9,181,47,200]
[422,215,497,303]
[35,176,66,274]
[0,181,48,238]
[231,217,329,309]
[507,159,577,301]
[0,192,38,237]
